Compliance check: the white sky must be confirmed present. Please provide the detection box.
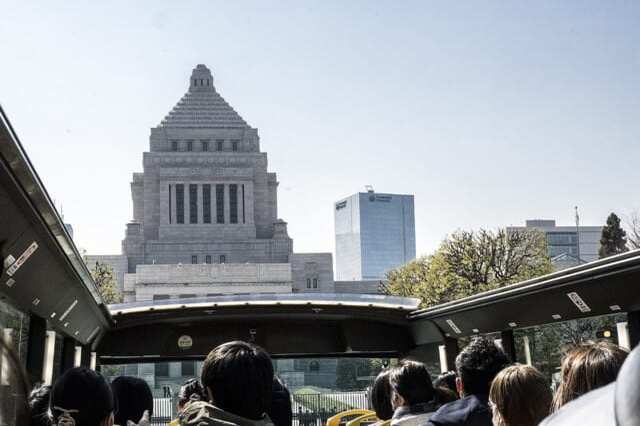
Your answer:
[1,1,639,257]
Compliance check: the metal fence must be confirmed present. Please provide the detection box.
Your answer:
[151,397,175,426]
[292,391,369,426]
[151,391,369,426]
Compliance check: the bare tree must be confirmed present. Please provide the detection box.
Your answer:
[626,210,640,250]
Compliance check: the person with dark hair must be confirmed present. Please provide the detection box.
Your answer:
[433,372,457,396]
[432,371,458,409]
[28,384,52,426]
[111,376,153,426]
[169,379,206,426]
[179,340,274,425]
[268,377,292,426]
[389,361,437,426]
[551,341,627,411]
[370,369,395,423]
[433,386,458,408]
[178,378,205,411]
[49,367,115,426]
[428,337,509,426]
[489,364,552,426]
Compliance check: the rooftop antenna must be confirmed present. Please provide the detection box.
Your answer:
[575,206,581,263]
[365,185,374,193]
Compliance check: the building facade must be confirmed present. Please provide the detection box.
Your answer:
[335,190,416,281]
[89,64,334,301]
[86,64,341,393]
[507,219,603,269]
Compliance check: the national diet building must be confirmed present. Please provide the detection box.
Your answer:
[88,64,334,302]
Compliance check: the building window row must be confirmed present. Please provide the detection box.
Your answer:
[193,78,211,87]
[170,139,241,152]
[170,183,246,225]
[306,278,319,289]
[190,254,226,264]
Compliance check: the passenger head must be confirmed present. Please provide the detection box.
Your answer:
[111,376,153,425]
[50,367,114,426]
[269,377,292,426]
[29,384,52,426]
[455,337,509,396]
[489,364,552,426]
[370,368,394,420]
[177,378,205,411]
[552,341,628,411]
[434,386,458,407]
[201,340,274,420]
[389,360,435,409]
[433,371,457,395]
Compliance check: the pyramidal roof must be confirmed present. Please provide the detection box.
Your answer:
[159,64,249,129]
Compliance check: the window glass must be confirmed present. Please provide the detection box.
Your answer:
[313,278,318,288]
[186,140,193,151]
[181,361,196,377]
[216,184,224,223]
[216,139,224,151]
[201,140,209,151]
[155,362,169,377]
[191,255,197,264]
[205,255,212,264]
[231,140,239,152]
[219,255,226,264]
[189,184,198,224]
[176,184,185,224]
[229,184,238,224]
[203,184,211,224]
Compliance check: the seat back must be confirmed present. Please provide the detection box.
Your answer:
[326,409,375,426]
[614,344,640,425]
[345,412,379,426]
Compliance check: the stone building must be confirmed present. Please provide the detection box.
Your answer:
[507,219,603,270]
[89,64,334,302]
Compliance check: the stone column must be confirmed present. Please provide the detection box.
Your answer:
[236,183,242,225]
[171,184,177,225]
[160,182,170,225]
[212,182,218,224]
[244,181,255,225]
[186,182,193,224]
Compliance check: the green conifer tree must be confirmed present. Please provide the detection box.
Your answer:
[599,212,628,258]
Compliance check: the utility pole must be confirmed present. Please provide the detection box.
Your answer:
[575,206,581,263]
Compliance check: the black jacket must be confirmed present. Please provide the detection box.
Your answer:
[426,394,492,426]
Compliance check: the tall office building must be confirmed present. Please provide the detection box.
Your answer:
[335,189,416,281]
[507,219,603,269]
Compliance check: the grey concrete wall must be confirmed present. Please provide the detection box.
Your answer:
[291,253,335,293]
[334,280,383,295]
